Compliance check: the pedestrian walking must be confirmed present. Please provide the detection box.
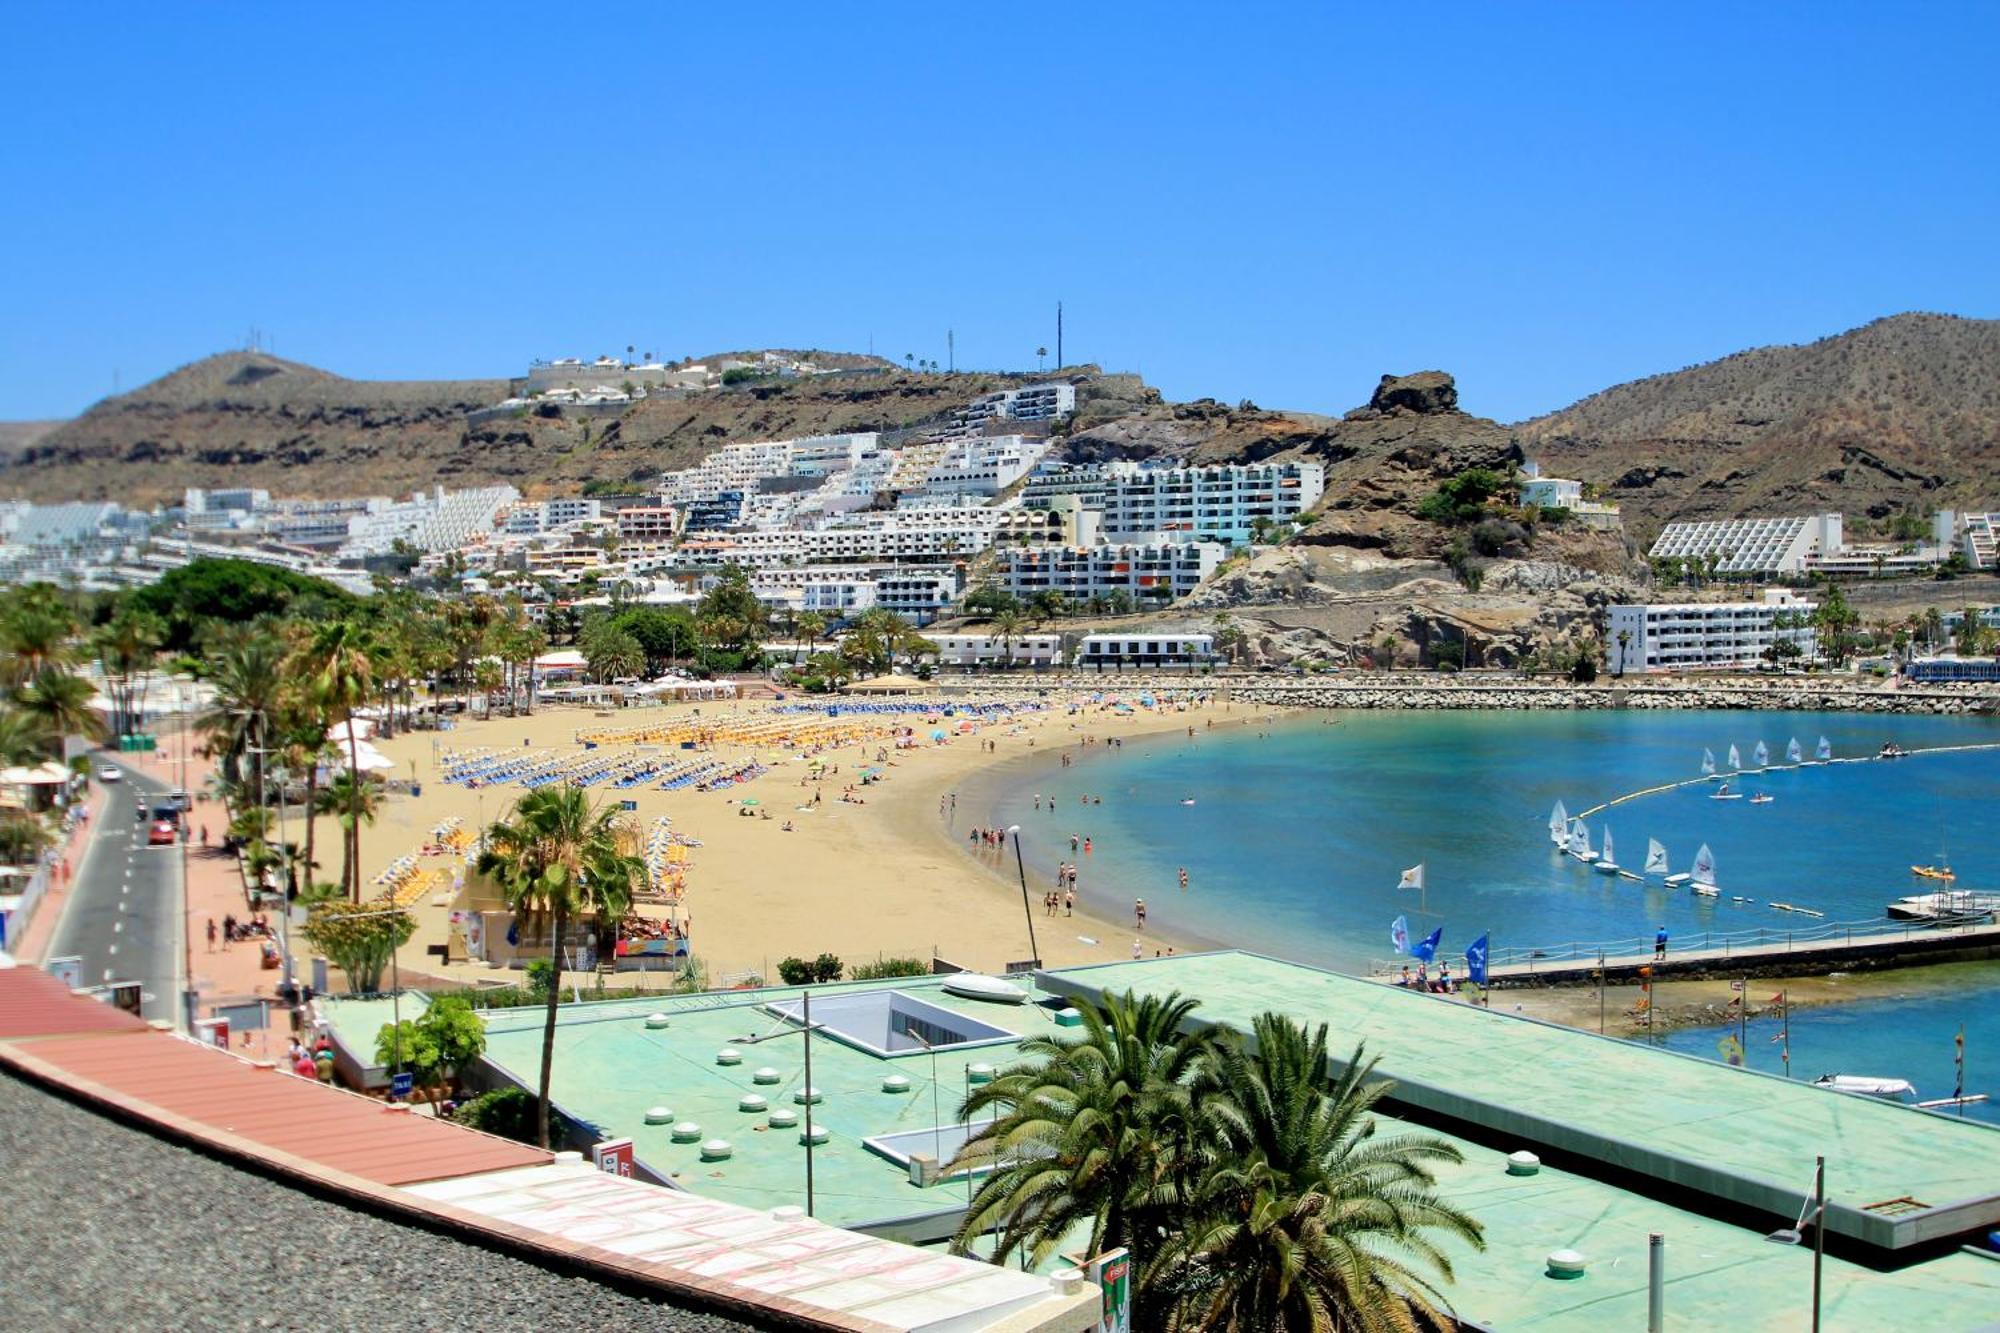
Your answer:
[1654,926,1669,961]
[206,919,217,952]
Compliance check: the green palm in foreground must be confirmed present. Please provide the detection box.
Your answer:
[477,785,645,1148]
[950,990,1215,1277]
[1157,1018,1484,1332]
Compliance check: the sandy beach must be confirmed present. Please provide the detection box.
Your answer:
[299,690,1259,987]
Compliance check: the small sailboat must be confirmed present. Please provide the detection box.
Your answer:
[1709,780,1743,801]
[1786,737,1804,765]
[1594,827,1622,875]
[1749,791,1775,805]
[1728,744,1742,770]
[1701,747,1717,778]
[1752,740,1770,768]
[1814,736,1833,763]
[1643,838,1670,876]
[1567,819,1598,864]
[1548,800,1569,846]
[1690,843,1720,897]
[1687,842,1719,897]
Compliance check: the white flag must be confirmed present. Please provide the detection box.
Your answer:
[1397,863,1425,891]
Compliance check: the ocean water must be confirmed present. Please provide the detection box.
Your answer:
[1653,975,2000,1124]
[964,708,2000,973]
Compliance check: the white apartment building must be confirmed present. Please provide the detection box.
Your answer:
[1607,591,1819,674]
[1648,514,1842,575]
[915,436,1050,499]
[1959,512,1998,570]
[1078,632,1217,671]
[1520,476,1581,508]
[873,568,964,625]
[926,633,1063,668]
[337,485,519,558]
[1098,462,1326,545]
[944,383,1076,437]
[504,497,604,535]
[993,541,1225,604]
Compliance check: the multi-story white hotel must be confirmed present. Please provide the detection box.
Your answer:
[1098,462,1325,545]
[746,566,962,624]
[1607,591,1818,674]
[641,509,1004,572]
[992,541,1225,603]
[504,497,604,534]
[941,383,1076,438]
[1648,514,1842,575]
[614,505,679,544]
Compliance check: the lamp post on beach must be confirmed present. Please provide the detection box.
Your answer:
[1007,825,1038,968]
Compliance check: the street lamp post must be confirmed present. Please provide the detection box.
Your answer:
[1007,825,1039,969]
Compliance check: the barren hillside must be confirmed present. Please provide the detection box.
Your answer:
[1517,313,2000,538]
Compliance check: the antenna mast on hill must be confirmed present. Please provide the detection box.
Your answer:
[948,329,954,374]
[1056,301,1063,371]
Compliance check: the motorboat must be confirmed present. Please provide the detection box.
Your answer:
[941,972,1030,1005]
[1813,1073,1916,1100]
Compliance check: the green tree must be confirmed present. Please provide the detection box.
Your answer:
[1810,582,1859,667]
[316,771,381,900]
[951,990,1218,1291]
[197,623,287,789]
[1415,468,1512,526]
[374,994,488,1106]
[989,609,1026,666]
[93,609,163,739]
[580,620,644,682]
[301,900,416,995]
[1957,607,1994,658]
[131,558,355,651]
[1154,1019,1482,1330]
[963,583,1021,618]
[477,786,646,1148]
[14,668,104,758]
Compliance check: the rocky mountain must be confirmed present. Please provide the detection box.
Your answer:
[0,351,1114,504]
[1517,313,2000,538]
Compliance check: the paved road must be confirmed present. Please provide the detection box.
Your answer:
[46,761,185,1023]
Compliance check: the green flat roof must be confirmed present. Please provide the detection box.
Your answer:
[1038,952,2000,1254]
[476,976,1068,1229]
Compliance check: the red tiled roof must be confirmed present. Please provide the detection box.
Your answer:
[0,966,152,1040]
[2,1031,551,1185]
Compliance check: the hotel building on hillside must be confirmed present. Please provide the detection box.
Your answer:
[1647,513,1842,575]
[1098,462,1325,545]
[1607,590,1818,674]
[993,541,1225,604]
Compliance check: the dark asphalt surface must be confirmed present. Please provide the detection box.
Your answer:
[46,759,185,1022]
[0,1070,769,1331]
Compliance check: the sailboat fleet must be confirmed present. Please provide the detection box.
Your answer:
[1548,736,1843,904]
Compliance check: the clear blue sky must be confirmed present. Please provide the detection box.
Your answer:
[3,4,1995,424]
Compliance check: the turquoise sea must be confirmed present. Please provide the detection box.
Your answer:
[963,709,2000,972]
[1653,976,1999,1124]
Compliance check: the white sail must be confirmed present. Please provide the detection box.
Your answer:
[1786,737,1803,764]
[1601,828,1615,862]
[1728,744,1742,769]
[1549,800,1568,841]
[1570,819,1594,858]
[1701,748,1716,776]
[1753,740,1769,767]
[1692,842,1717,885]
[1816,736,1832,761]
[1645,838,1669,874]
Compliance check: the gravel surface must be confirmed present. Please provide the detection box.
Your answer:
[0,1071,769,1332]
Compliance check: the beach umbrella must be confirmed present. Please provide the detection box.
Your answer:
[930,729,947,740]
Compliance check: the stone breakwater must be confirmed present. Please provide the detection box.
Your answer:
[1226,680,2000,714]
[932,672,2000,715]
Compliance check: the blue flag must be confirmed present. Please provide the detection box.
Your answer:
[1410,926,1442,964]
[1390,915,1410,955]
[1465,934,1489,985]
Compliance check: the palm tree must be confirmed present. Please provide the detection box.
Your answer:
[16,668,103,759]
[0,587,80,691]
[316,771,382,898]
[795,611,828,664]
[1154,1019,1483,1330]
[93,610,163,740]
[0,705,48,767]
[477,786,645,1148]
[199,624,286,789]
[1037,346,1048,371]
[290,622,376,901]
[991,609,1025,667]
[950,990,1216,1283]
